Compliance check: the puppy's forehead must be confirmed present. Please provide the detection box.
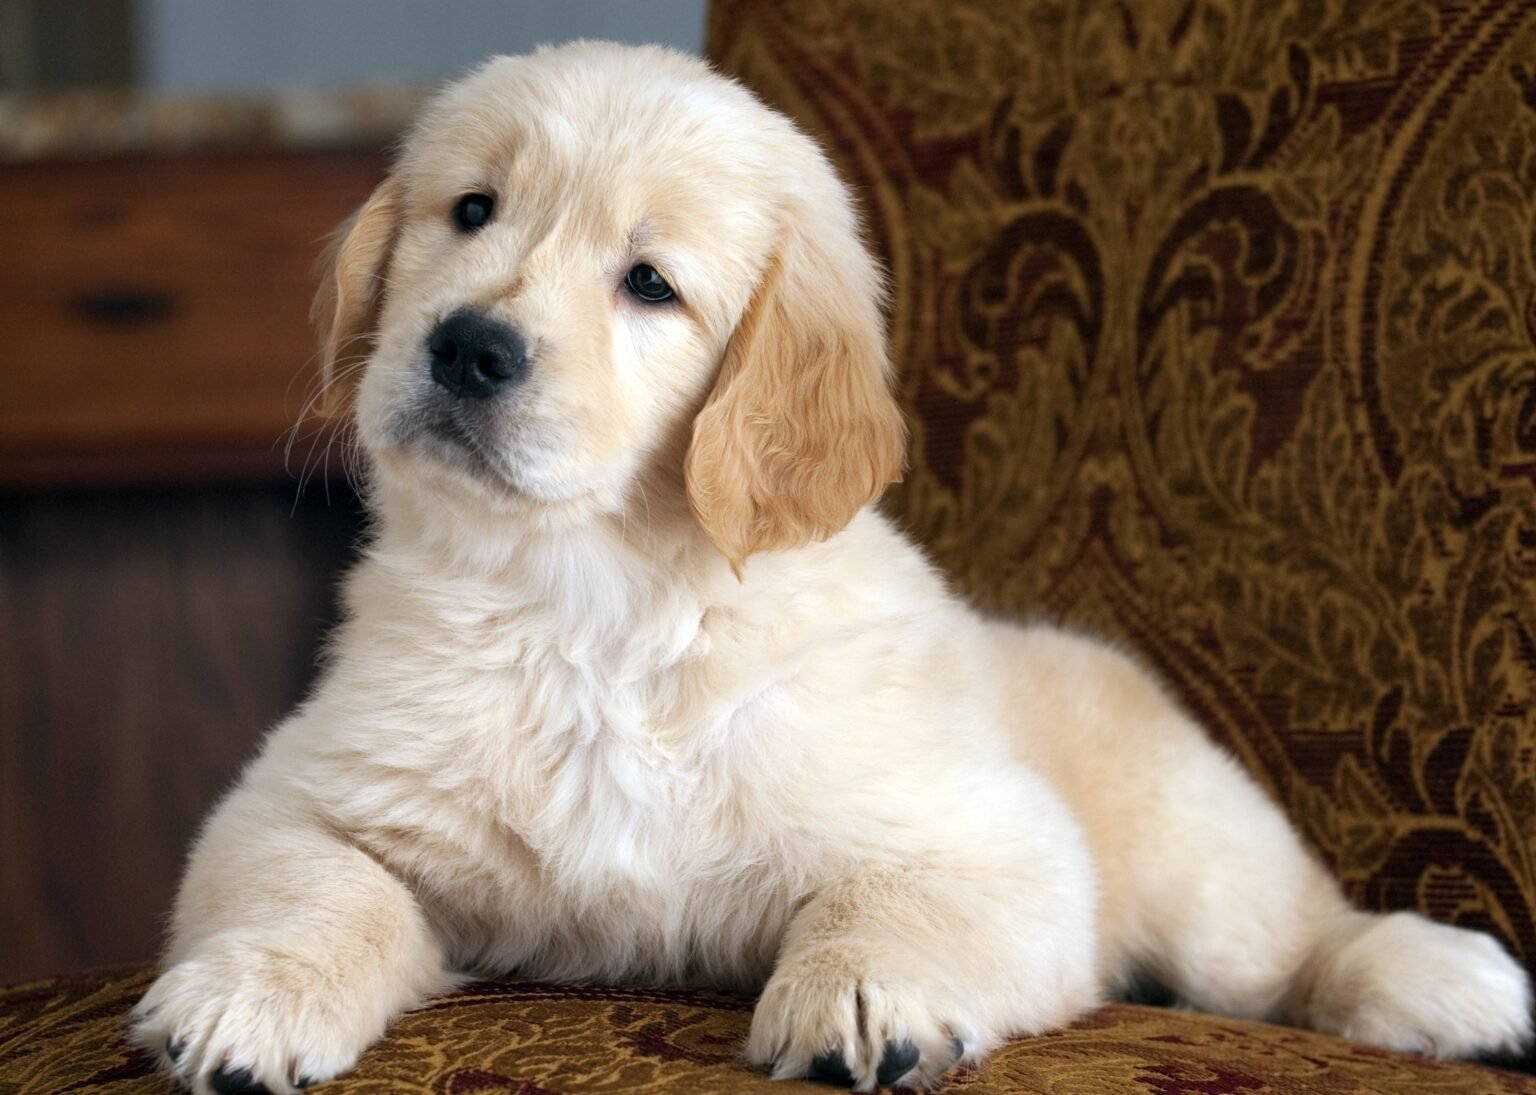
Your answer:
[403,44,786,212]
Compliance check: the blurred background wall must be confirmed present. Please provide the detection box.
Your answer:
[0,0,704,986]
[2,0,705,92]
[139,0,704,92]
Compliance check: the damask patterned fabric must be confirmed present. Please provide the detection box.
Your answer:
[707,0,1536,1002]
[3,966,1533,1093]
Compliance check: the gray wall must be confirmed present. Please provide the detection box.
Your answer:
[137,0,707,93]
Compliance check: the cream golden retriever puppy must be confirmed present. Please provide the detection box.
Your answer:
[134,42,1531,1094]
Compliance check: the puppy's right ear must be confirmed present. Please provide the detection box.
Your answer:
[312,176,402,418]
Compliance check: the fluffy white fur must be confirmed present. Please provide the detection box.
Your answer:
[134,43,1532,1093]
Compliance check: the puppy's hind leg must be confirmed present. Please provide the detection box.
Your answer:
[1126,723,1533,1059]
[133,770,453,1094]
[1283,907,1533,1059]
[1146,762,1534,1059]
[1004,627,1532,1060]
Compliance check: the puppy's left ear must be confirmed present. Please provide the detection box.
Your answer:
[686,197,907,573]
[311,176,402,418]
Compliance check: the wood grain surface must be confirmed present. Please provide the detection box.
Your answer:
[0,484,364,983]
[0,149,385,486]
[0,147,385,984]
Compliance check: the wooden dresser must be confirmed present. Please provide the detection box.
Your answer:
[0,91,407,983]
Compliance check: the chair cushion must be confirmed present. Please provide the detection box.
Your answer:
[2,965,1531,1092]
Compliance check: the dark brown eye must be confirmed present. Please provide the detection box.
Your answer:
[453,193,495,233]
[625,263,674,303]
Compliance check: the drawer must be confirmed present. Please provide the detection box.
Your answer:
[0,149,386,486]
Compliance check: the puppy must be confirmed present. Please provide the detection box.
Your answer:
[133,42,1532,1093]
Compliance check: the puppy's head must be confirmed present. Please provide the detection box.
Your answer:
[316,42,905,569]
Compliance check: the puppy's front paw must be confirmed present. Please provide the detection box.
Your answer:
[746,957,975,1091]
[132,937,386,1094]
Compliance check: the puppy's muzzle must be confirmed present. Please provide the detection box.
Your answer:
[427,310,530,400]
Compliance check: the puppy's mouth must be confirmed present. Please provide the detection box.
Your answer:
[399,406,516,486]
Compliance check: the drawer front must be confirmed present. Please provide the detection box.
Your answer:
[0,150,386,485]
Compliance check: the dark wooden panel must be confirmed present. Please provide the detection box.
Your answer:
[0,484,364,983]
[0,149,385,487]
[0,0,136,92]
[29,0,137,90]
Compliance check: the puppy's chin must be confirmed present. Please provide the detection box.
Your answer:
[416,417,516,488]
[369,418,626,527]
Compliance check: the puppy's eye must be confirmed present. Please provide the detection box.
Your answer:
[452,193,496,233]
[624,263,675,303]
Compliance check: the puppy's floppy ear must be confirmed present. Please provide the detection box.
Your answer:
[686,210,908,573]
[311,176,402,418]
[688,211,909,571]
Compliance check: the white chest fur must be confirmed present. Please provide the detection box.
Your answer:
[273,523,810,984]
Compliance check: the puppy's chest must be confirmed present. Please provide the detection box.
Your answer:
[401,617,746,887]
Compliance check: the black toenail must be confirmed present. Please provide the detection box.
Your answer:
[210,1065,271,1094]
[876,1039,920,1085]
[293,1076,314,1090]
[165,1038,184,1063]
[808,1049,856,1086]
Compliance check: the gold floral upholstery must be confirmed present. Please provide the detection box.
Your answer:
[708,0,1536,999]
[6,2,1536,1092]
[4,966,1534,1093]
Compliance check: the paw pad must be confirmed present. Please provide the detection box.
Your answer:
[807,1038,925,1088]
[210,1064,270,1095]
[808,1049,855,1086]
[876,1039,920,1084]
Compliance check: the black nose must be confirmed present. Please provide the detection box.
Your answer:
[427,310,529,399]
